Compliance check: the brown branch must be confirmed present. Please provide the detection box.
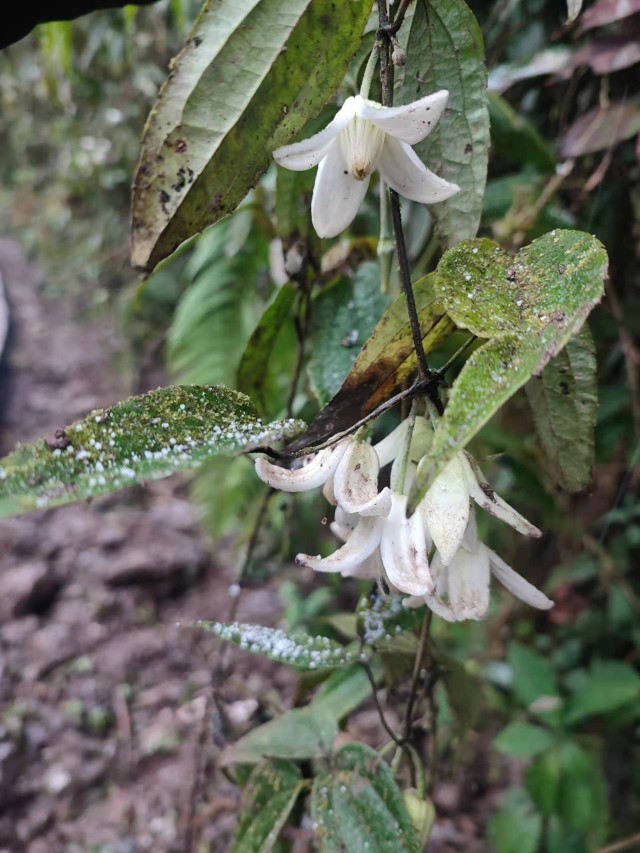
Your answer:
[377,0,435,387]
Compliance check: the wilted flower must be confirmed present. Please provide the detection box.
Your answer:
[297,490,433,596]
[273,92,460,238]
[407,515,554,622]
[254,435,391,517]
[418,452,542,565]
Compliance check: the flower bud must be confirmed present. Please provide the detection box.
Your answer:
[403,789,436,848]
[392,44,407,66]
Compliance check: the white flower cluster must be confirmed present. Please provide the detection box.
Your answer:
[255,418,553,622]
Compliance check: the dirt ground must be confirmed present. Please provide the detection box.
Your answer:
[0,239,496,852]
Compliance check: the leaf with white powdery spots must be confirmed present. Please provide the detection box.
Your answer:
[192,621,358,670]
[398,0,490,247]
[131,0,372,272]
[0,385,304,518]
[410,229,607,508]
[525,325,597,492]
[311,743,420,852]
[231,759,304,853]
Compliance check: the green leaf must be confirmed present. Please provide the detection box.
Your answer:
[192,621,357,670]
[231,759,304,853]
[507,642,561,714]
[308,263,390,407]
[223,706,338,766]
[0,385,304,518]
[488,788,542,853]
[439,651,483,729]
[525,326,597,493]
[131,0,372,272]
[398,0,490,247]
[192,455,265,540]
[167,218,269,387]
[237,284,298,418]
[556,743,608,836]
[488,92,556,174]
[222,664,371,765]
[495,723,555,758]
[410,230,607,507]
[295,275,453,449]
[563,660,640,724]
[311,743,420,852]
[526,751,563,817]
[526,742,608,836]
[312,662,374,717]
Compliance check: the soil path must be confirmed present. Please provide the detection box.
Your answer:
[0,238,286,852]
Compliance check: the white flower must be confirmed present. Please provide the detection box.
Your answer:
[273,93,460,238]
[408,516,554,621]
[297,491,433,596]
[418,451,542,566]
[254,436,391,517]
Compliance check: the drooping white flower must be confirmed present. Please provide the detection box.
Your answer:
[296,491,433,595]
[418,451,542,566]
[407,516,554,621]
[273,93,460,238]
[254,440,348,493]
[254,435,391,517]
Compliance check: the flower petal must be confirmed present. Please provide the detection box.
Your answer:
[446,543,491,621]
[461,454,542,538]
[311,142,370,238]
[334,440,391,517]
[373,419,409,467]
[273,98,357,171]
[329,521,351,543]
[322,475,336,506]
[357,91,449,145]
[380,494,433,595]
[296,515,383,574]
[335,506,358,530]
[488,548,554,611]
[343,548,384,580]
[419,456,469,565]
[254,440,348,492]
[378,137,460,205]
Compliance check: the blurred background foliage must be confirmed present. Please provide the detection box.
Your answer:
[1,0,639,849]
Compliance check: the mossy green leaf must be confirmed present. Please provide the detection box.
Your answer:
[311,743,420,852]
[410,229,607,508]
[231,760,304,853]
[525,325,597,492]
[0,385,304,517]
[192,621,357,671]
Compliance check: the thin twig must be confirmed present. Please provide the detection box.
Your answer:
[377,0,434,385]
[403,610,433,736]
[383,0,415,36]
[287,289,311,418]
[438,334,477,376]
[597,833,640,853]
[361,661,404,747]
[183,487,274,852]
[253,375,439,461]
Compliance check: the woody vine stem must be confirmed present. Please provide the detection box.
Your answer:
[376,0,436,389]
